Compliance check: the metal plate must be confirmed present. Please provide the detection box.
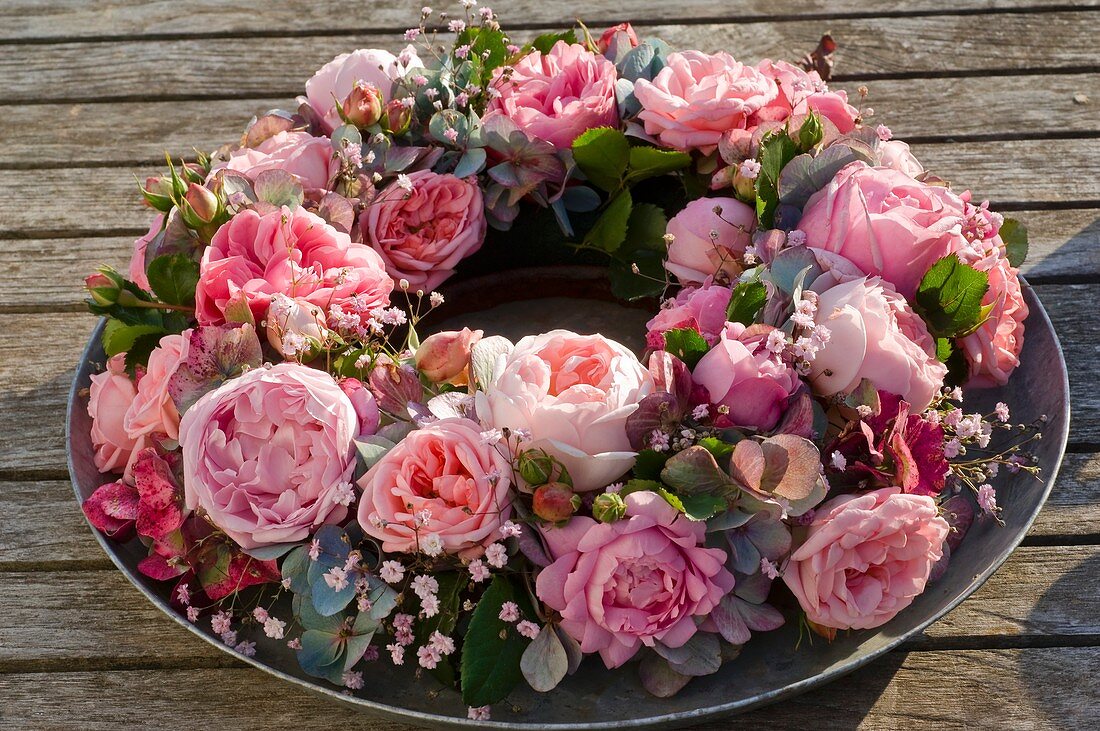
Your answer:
[68,269,1069,729]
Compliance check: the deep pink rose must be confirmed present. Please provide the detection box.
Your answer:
[876,140,925,178]
[783,487,950,630]
[797,162,974,298]
[88,353,144,475]
[960,258,1028,387]
[485,41,618,149]
[361,170,486,291]
[634,51,778,153]
[753,60,858,134]
[536,491,734,668]
[123,331,189,443]
[646,283,732,348]
[214,130,340,192]
[357,418,512,558]
[810,276,947,412]
[305,47,423,134]
[475,330,654,491]
[129,214,163,291]
[692,322,800,432]
[196,206,393,326]
[179,363,359,549]
[665,196,756,285]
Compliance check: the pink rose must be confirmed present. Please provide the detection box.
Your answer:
[338,377,380,439]
[596,23,639,55]
[415,328,483,385]
[129,214,163,291]
[536,491,734,668]
[810,276,947,412]
[783,487,950,630]
[876,139,925,178]
[357,418,512,558]
[665,196,756,286]
[645,283,732,348]
[797,162,973,298]
[959,258,1028,387]
[179,363,359,549]
[475,330,654,491]
[196,206,393,326]
[692,322,800,432]
[754,60,858,134]
[485,41,618,149]
[361,170,486,291]
[214,130,340,192]
[88,353,144,475]
[305,47,423,134]
[123,331,190,442]
[634,51,778,153]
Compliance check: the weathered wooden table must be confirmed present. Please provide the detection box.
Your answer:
[1,1,1098,728]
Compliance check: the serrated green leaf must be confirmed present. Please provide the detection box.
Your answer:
[725,280,767,326]
[625,145,691,184]
[123,331,167,372]
[529,29,577,54]
[914,255,990,338]
[755,129,800,228]
[572,127,630,192]
[662,327,710,369]
[624,203,668,253]
[678,492,728,521]
[584,189,632,252]
[460,575,528,706]
[999,218,1029,267]
[632,449,670,481]
[146,253,199,307]
[102,320,166,357]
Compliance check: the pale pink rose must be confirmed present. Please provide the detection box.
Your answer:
[665,196,756,285]
[214,130,340,192]
[783,487,950,630]
[959,258,1028,387]
[645,283,732,348]
[634,51,778,153]
[876,139,925,178]
[129,214,163,291]
[88,353,144,475]
[196,206,393,326]
[810,276,947,412]
[798,162,972,298]
[693,322,801,432]
[361,170,486,291]
[265,294,328,359]
[484,41,618,149]
[475,330,654,491]
[123,331,189,442]
[536,490,734,668]
[179,363,359,549]
[357,418,512,558]
[305,47,423,134]
[415,328,483,385]
[753,60,858,134]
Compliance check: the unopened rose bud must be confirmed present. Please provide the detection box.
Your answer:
[414,328,482,386]
[532,482,581,523]
[140,176,175,212]
[342,81,384,128]
[339,377,381,438]
[382,99,413,136]
[596,23,639,57]
[265,295,328,361]
[84,267,125,306]
[368,355,424,414]
[592,492,627,523]
[517,450,555,486]
[181,182,220,226]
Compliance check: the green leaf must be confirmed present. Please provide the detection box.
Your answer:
[146,253,199,307]
[660,445,736,496]
[625,146,691,184]
[725,280,767,326]
[914,255,990,338]
[797,112,824,152]
[572,127,630,192]
[123,331,167,372]
[697,436,735,466]
[755,129,800,228]
[460,575,529,707]
[662,327,710,369]
[678,493,728,521]
[632,449,670,481]
[999,218,1029,267]
[609,249,665,301]
[529,29,577,54]
[624,203,668,253]
[415,571,466,688]
[102,320,166,358]
[935,337,971,387]
[621,478,665,496]
[583,189,632,252]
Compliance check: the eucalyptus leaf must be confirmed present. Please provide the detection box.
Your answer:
[454,147,487,178]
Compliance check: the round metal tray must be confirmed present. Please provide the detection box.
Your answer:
[68,268,1069,729]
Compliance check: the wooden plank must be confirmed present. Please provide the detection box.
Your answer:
[1,646,1097,729]
[1,1,1092,42]
[4,74,1097,169]
[2,12,1100,104]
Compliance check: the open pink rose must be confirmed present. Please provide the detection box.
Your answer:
[876,140,925,178]
[88,353,144,475]
[646,283,732,348]
[357,418,512,558]
[797,162,973,298]
[214,130,340,192]
[196,205,393,326]
[485,41,618,149]
[783,487,950,630]
[124,331,190,442]
[361,170,486,291]
[536,491,734,668]
[475,330,654,491]
[178,363,359,549]
[810,276,947,412]
[634,51,778,153]
[665,196,756,286]
[959,258,1028,387]
[129,214,163,291]
[305,47,422,134]
[692,322,800,432]
[754,60,858,134]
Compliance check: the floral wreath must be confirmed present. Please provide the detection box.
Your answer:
[80,5,1042,720]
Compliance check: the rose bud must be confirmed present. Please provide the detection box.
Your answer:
[517,449,556,487]
[592,492,627,523]
[532,482,581,523]
[265,294,328,361]
[85,267,126,306]
[342,81,384,128]
[180,182,220,226]
[414,328,483,386]
[597,23,639,56]
[339,377,381,438]
[382,99,413,136]
[368,355,424,415]
[140,176,176,212]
